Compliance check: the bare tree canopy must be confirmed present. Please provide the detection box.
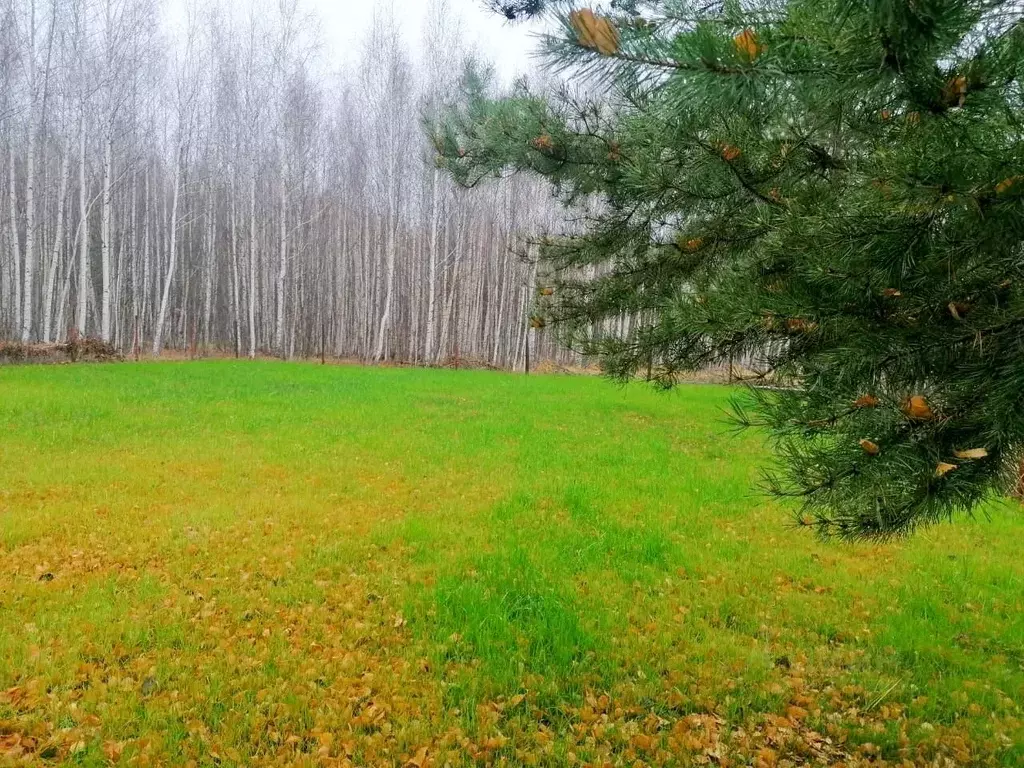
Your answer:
[0,0,579,369]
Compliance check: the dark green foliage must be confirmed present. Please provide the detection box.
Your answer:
[485,0,649,18]
[433,0,1024,539]
[485,0,547,20]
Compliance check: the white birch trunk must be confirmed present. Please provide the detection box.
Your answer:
[372,164,397,362]
[247,171,257,358]
[75,109,88,337]
[424,167,440,362]
[19,0,40,343]
[274,161,287,355]
[141,165,151,338]
[230,172,241,356]
[152,146,181,356]
[42,143,70,342]
[7,150,21,334]
[99,133,113,342]
[21,125,38,343]
[202,179,214,349]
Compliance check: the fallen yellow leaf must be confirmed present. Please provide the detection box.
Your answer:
[405,746,429,768]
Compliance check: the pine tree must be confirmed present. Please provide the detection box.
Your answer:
[486,0,546,20]
[434,0,1024,538]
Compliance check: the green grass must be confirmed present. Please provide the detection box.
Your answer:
[0,360,1021,766]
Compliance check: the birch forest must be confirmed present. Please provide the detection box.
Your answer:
[0,0,574,368]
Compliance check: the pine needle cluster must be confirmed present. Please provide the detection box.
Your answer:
[434,0,1024,539]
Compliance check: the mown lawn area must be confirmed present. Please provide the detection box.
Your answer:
[1,361,1021,766]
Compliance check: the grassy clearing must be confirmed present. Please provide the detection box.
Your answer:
[0,361,1021,767]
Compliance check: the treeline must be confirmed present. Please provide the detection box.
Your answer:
[0,0,578,368]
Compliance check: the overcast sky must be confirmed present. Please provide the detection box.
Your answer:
[307,0,545,82]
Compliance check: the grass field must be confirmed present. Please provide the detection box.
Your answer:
[1,361,1021,767]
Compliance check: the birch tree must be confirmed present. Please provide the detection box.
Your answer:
[152,9,199,356]
[0,0,580,371]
